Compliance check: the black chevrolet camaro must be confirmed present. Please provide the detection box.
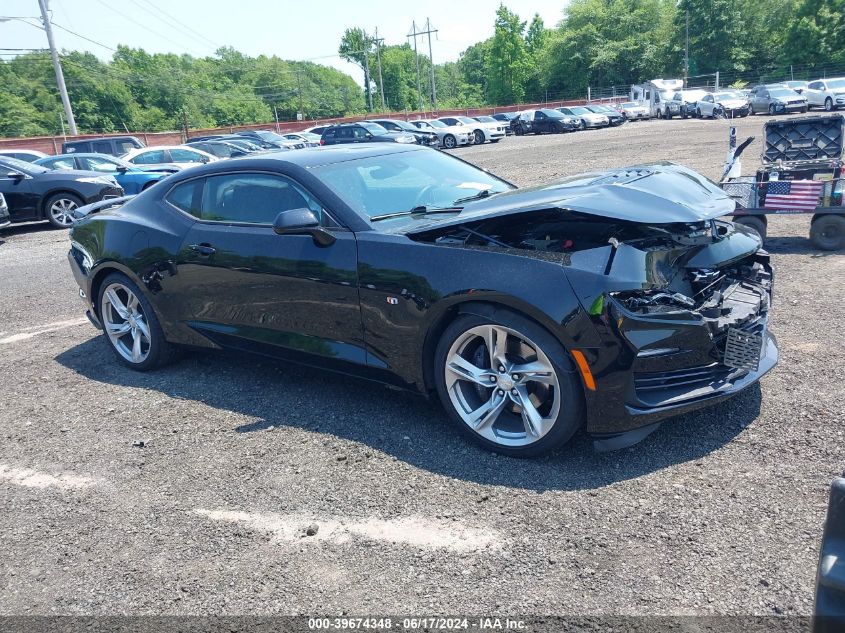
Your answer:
[67,145,778,456]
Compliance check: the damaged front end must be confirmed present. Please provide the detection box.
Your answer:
[408,198,778,445]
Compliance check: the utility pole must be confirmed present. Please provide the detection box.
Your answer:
[684,9,690,87]
[407,21,423,110]
[37,0,77,135]
[425,18,437,111]
[373,29,386,111]
[295,70,304,118]
[363,46,373,112]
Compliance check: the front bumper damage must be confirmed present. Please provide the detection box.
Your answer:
[563,223,778,448]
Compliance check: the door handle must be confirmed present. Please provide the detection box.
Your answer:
[189,243,216,256]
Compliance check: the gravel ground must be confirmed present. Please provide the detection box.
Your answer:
[1,114,844,618]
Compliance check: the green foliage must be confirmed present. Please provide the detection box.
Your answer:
[487,4,530,104]
[783,0,845,67]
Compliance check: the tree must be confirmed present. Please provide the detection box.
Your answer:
[782,0,845,67]
[339,27,374,108]
[487,4,530,105]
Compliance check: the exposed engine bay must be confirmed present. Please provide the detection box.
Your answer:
[415,208,773,342]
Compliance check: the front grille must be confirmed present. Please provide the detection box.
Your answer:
[635,363,732,394]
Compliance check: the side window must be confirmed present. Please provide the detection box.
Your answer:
[535,111,546,119]
[117,140,138,155]
[132,150,166,165]
[47,157,76,170]
[323,129,336,140]
[200,173,323,225]
[165,178,204,218]
[82,157,119,172]
[352,126,369,139]
[170,149,204,163]
[93,141,113,154]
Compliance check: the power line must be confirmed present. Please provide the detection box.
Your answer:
[51,21,116,52]
[134,0,221,50]
[130,0,221,53]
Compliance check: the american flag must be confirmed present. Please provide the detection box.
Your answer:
[763,180,824,210]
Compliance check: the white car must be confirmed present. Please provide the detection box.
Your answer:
[122,146,218,170]
[409,119,472,149]
[556,106,609,129]
[617,102,650,120]
[437,115,505,144]
[471,116,509,143]
[696,91,751,118]
[804,78,845,111]
[0,149,48,163]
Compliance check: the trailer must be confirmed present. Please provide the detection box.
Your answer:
[630,79,684,119]
[720,114,845,251]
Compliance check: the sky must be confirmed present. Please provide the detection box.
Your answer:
[1,0,568,84]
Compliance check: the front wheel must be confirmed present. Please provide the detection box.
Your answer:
[45,192,83,228]
[442,134,457,149]
[473,129,485,145]
[769,104,777,115]
[97,272,178,371]
[434,309,584,457]
[733,215,767,242]
[579,120,586,131]
[825,98,834,112]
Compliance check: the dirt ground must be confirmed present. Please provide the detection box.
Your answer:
[1,113,843,617]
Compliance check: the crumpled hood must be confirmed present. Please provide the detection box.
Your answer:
[716,99,748,109]
[400,162,735,235]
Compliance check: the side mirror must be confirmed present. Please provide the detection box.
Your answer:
[116,166,128,173]
[273,208,335,246]
[6,172,24,181]
[200,156,211,163]
[231,150,246,157]
[365,133,373,139]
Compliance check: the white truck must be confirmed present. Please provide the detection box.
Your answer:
[630,79,685,118]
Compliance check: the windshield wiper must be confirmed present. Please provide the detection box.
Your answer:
[452,189,501,205]
[370,206,462,222]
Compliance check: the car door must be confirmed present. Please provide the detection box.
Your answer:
[166,170,365,368]
[533,110,548,133]
[701,94,713,117]
[0,165,39,221]
[806,81,823,107]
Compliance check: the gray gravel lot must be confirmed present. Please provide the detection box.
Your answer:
[1,114,844,617]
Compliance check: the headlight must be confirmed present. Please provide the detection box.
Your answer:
[78,176,117,186]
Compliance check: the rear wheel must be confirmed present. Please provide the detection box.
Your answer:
[45,192,82,228]
[810,214,845,251]
[434,309,584,457]
[442,134,457,149]
[97,272,178,371]
[733,215,767,242]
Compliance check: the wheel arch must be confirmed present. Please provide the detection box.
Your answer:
[88,261,147,320]
[420,298,579,394]
[40,188,84,219]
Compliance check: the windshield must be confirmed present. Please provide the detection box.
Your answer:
[255,131,287,142]
[424,120,447,129]
[475,116,496,123]
[714,92,740,100]
[539,108,565,118]
[360,122,389,135]
[828,79,845,89]
[0,156,48,175]
[567,106,590,115]
[313,149,512,220]
[770,88,798,97]
[681,90,707,101]
[621,102,640,109]
[388,120,418,132]
[457,116,477,125]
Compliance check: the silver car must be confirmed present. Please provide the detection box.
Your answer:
[409,120,472,149]
[617,102,650,120]
[804,77,845,111]
[749,85,808,115]
[556,106,609,129]
[696,91,750,118]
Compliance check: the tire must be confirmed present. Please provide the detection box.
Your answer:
[433,308,585,457]
[473,129,485,145]
[801,107,808,114]
[824,98,834,112]
[656,109,663,119]
[769,104,776,115]
[491,138,501,143]
[696,107,702,118]
[442,134,457,149]
[810,214,845,251]
[97,272,178,371]
[44,192,83,228]
[733,215,767,242]
[578,120,586,131]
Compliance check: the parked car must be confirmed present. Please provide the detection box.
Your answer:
[409,119,472,149]
[665,89,710,118]
[320,122,417,146]
[0,192,9,229]
[34,153,171,194]
[300,125,330,137]
[369,119,439,146]
[471,116,511,141]
[0,156,123,228]
[66,146,778,457]
[490,112,518,134]
[556,106,609,129]
[804,78,845,111]
[696,91,751,118]
[512,109,579,135]
[235,130,303,150]
[215,137,267,153]
[616,102,650,120]
[185,140,252,159]
[122,146,218,170]
[749,85,808,115]
[63,135,144,157]
[437,116,505,144]
[281,132,321,147]
[584,104,625,126]
[0,149,48,163]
